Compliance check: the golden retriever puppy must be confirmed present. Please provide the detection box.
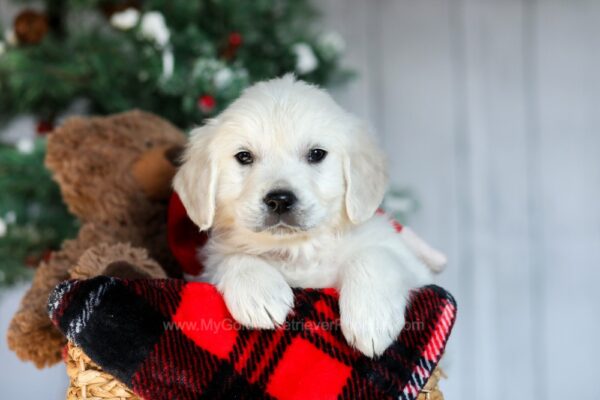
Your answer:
[174,75,436,357]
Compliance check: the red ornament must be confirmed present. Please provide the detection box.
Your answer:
[36,120,54,135]
[197,95,216,114]
[228,32,243,48]
[14,9,49,45]
[221,32,243,59]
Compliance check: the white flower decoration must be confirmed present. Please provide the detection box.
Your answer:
[110,8,140,30]
[213,67,233,89]
[161,48,174,79]
[4,211,16,224]
[140,11,170,48]
[0,218,6,238]
[292,43,318,74]
[192,58,222,78]
[4,29,18,46]
[16,138,35,154]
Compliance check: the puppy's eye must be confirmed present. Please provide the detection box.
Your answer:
[235,151,254,165]
[307,148,327,164]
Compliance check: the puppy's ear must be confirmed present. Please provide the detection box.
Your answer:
[343,126,388,224]
[172,126,217,231]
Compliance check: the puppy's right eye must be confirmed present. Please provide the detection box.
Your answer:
[235,151,254,165]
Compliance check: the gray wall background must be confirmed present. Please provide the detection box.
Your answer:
[1,1,600,399]
[322,1,600,399]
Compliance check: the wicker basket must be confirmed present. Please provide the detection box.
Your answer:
[64,341,444,400]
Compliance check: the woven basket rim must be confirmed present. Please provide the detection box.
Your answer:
[64,342,444,399]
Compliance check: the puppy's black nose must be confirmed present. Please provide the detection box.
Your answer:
[263,190,297,214]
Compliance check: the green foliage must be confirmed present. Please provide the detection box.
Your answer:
[0,0,349,285]
[0,140,78,286]
[0,0,350,127]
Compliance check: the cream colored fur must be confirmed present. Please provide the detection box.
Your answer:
[174,76,434,357]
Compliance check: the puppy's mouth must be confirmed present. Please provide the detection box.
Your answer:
[266,223,303,235]
[259,214,307,235]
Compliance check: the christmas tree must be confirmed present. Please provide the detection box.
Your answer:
[0,0,349,285]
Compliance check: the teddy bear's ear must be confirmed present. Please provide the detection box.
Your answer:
[172,126,217,231]
[132,144,184,200]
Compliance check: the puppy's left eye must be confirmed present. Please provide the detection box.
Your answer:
[307,148,327,164]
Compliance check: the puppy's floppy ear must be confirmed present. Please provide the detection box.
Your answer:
[343,125,388,224]
[172,125,217,231]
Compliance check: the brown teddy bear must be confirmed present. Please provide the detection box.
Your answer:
[7,110,186,368]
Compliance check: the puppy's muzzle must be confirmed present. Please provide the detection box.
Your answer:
[263,190,297,215]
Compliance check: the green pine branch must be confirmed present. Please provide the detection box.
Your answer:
[0,0,350,285]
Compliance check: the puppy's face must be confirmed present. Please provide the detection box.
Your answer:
[174,76,387,241]
[213,117,345,235]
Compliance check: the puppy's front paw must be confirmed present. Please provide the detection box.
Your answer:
[340,288,406,358]
[219,261,294,329]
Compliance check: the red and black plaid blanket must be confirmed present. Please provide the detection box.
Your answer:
[48,277,456,400]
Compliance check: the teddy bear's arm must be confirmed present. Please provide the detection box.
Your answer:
[7,237,168,368]
[7,238,84,367]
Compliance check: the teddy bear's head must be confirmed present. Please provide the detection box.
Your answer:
[46,110,185,222]
[46,110,187,275]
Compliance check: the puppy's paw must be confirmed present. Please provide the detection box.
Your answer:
[219,260,294,329]
[340,287,407,358]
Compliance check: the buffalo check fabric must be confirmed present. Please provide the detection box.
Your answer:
[48,277,456,400]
